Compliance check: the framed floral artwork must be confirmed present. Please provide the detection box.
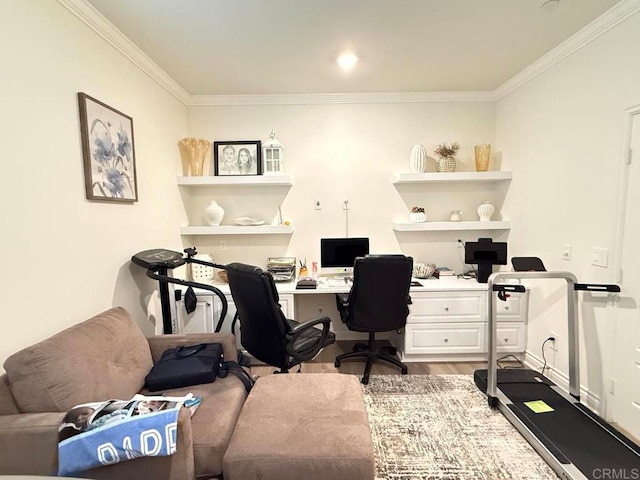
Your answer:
[213,140,262,176]
[78,92,138,202]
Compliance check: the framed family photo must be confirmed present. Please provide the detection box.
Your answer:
[213,140,262,176]
[78,92,138,202]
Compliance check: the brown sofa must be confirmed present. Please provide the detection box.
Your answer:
[0,307,248,479]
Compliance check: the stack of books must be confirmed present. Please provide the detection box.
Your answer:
[433,267,456,279]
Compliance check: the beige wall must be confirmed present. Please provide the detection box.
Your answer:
[0,0,187,366]
[496,11,640,404]
[186,102,498,270]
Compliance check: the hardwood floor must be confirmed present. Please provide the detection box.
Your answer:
[248,340,485,377]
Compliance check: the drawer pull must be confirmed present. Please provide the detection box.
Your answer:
[444,338,449,343]
[504,337,509,342]
[504,306,510,311]
[206,302,211,307]
[444,307,449,311]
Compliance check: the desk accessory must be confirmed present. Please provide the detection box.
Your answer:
[296,277,317,289]
[267,257,296,282]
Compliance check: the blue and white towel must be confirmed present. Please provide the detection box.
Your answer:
[58,393,201,476]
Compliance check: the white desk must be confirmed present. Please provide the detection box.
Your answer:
[172,277,528,362]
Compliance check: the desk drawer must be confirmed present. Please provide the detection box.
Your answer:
[495,292,528,321]
[405,323,484,355]
[409,292,483,323]
[495,323,526,353]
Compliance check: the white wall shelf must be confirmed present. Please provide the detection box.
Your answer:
[180,225,294,235]
[392,221,511,232]
[177,175,292,186]
[393,171,512,184]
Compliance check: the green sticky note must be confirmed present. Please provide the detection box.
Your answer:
[524,400,554,413]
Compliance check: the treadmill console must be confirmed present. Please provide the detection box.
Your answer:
[131,249,186,270]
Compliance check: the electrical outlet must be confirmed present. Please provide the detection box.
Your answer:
[457,239,464,249]
[549,331,559,351]
[317,305,323,314]
[314,199,322,210]
[220,240,227,251]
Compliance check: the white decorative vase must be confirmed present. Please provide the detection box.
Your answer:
[203,201,225,226]
[409,144,427,173]
[409,212,427,223]
[449,210,462,222]
[477,201,495,222]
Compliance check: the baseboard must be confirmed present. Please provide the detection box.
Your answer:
[523,351,601,414]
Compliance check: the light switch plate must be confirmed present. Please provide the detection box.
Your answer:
[592,247,609,267]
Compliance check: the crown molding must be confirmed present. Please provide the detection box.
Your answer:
[187,91,496,106]
[494,0,640,100]
[59,0,640,106]
[57,0,190,104]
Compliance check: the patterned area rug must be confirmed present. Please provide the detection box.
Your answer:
[362,375,559,480]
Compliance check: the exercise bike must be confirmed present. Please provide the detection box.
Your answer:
[131,247,228,334]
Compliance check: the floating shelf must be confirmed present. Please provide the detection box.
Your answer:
[177,175,292,186]
[393,172,512,184]
[180,225,294,235]
[392,221,511,232]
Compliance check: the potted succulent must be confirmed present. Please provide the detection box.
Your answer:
[409,206,426,223]
[434,142,460,172]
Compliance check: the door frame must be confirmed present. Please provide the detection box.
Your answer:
[607,104,640,421]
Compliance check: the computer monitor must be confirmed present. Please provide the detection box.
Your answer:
[464,238,507,283]
[320,237,370,276]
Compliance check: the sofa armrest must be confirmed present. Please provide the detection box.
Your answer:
[146,333,238,364]
[0,411,65,475]
[85,406,195,480]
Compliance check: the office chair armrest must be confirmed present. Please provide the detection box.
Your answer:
[285,316,333,361]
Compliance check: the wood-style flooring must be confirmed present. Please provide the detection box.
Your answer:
[248,340,485,377]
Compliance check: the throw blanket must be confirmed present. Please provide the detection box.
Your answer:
[58,393,201,476]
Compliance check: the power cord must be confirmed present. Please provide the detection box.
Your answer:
[497,354,524,369]
[541,336,555,375]
[457,239,477,278]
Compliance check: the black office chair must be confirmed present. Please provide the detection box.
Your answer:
[334,254,413,384]
[225,262,336,373]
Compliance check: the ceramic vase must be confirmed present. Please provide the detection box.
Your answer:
[178,138,212,176]
[203,201,225,226]
[477,201,495,221]
[450,210,462,222]
[409,144,427,173]
[409,212,427,223]
[436,156,457,172]
[474,144,491,172]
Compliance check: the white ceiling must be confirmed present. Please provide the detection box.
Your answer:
[85,0,620,96]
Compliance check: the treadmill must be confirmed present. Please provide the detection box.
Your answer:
[475,270,640,480]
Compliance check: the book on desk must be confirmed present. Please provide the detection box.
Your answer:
[296,277,318,289]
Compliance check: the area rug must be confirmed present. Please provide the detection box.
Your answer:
[362,375,559,480]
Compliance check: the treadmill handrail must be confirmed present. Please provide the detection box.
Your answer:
[145,270,229,333]
[486,271,580,402]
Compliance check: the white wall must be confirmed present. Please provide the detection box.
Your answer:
[0,0,187,366]
[186,102,498,270]
[496,11,640,404]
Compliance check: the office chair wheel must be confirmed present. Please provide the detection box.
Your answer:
[401,366,408,375]
[353,343,367,352]
[334,359,341,368]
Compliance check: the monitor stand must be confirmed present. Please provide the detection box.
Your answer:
[476,263,493,283]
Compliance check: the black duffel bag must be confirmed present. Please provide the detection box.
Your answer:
[145,343,254,393]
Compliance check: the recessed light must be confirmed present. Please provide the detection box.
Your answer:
[337,52,358,71]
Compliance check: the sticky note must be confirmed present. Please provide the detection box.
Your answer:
[524,400,554,413]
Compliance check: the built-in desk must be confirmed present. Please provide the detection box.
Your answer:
[172,277,528,362]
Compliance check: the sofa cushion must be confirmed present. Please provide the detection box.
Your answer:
[4,307,153,413]
[142,374,248,477]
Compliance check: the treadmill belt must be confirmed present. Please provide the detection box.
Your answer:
[501,383,640,479]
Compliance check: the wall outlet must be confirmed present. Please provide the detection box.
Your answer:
[592,247,609,267]
[317,305,323,314]
[549,331,559,351]
[220,240,227,251]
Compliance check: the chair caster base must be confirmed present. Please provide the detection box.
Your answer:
[401,367,408,374]
[334,360,341,368]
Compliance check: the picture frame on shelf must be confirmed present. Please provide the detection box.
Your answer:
[213,140,262,176]
[78,92,138,202]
